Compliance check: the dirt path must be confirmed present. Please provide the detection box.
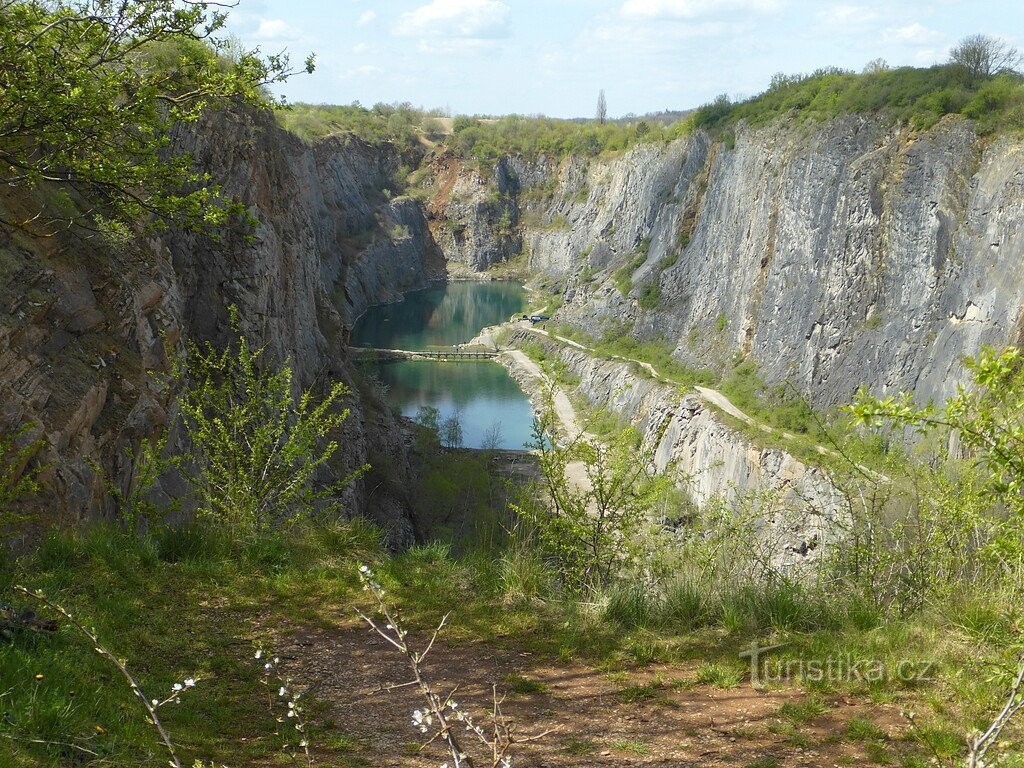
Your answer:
[504,349,591,492]
[518,325,888,480]
[282,621,907,767]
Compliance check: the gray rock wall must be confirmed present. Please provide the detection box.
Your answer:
[506,331,846,568]
[459,116,1024,410]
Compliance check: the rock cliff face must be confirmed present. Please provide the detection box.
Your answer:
[505,331,845,567]
[0,108,443,544]
[7,104,1024,546]
[424,152,521,271]
[429,116,1024,410]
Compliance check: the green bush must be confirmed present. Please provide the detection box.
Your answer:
[446,114,691,165]
[692,64,1024,136]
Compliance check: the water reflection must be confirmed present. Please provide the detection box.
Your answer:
[371,359,535,450]
[351,281,527,350]
[352,281,534,451]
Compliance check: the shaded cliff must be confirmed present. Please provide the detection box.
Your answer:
[0,107,444,543]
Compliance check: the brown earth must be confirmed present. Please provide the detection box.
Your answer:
[280,621,909,768]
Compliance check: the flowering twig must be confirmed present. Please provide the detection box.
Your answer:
[11,585,200,768]
[254,647,314,767]
[968,657,1024,768]
[356,565,552,768]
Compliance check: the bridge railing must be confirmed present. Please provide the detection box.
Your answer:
[348,346,498,361]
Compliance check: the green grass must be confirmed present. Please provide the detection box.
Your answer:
[695,662,744,688]
[777,695,829,724]
[563,736,599,755]
[617,684,670,704]
[846,716,886,742]
[503,674,548,694]
[610,738,651,755]
[0,521,382,767]
[2,512,1021,766]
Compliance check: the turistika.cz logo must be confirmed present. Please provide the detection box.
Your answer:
[739,640,936,687]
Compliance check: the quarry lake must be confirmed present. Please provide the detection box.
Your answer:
[351,281,536,450]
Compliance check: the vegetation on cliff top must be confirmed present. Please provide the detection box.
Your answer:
[0,0,313,236]
[693,62,1024,136]
[281,38,1022,171]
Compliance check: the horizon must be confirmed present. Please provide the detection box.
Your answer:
[225,0,1024,120]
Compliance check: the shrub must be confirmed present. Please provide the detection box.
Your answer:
[173,309,362,537]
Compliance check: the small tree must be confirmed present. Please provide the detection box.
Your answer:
[596,89,607,125]
[862,57,889,75]
[173,312,361,535]
[850,346,1024,559]
[440,408,464,449]
[0,0,314,235]
[481,420,504,452]
[516,402,670,592]
[949,34,1022,80]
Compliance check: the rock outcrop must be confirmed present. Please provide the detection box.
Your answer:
[505,331,846,567]
[0,108,444,544]
[428,116,1024,410]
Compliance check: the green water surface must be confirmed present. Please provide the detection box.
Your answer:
[351,282,535,450]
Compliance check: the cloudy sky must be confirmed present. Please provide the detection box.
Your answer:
[226,0,1024,118]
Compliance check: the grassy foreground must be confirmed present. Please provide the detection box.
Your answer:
[0,518,1021,767]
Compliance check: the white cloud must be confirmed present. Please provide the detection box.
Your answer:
[882,23,941,45]
[815,4,878,26]
[341,64,383,80]
[251,18,301,42]
[621,0,782,20]
[357,11,377,27]
[352,42,371,54]
[396,0,510,39]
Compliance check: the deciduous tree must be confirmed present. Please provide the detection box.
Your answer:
[949,34,1022,80]
[0,0,314,235]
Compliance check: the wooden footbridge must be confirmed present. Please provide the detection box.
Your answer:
[348,346,498,361]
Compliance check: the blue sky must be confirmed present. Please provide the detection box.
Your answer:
[225,0,1024,118]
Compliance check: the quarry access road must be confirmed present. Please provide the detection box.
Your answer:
[516,324,887,482]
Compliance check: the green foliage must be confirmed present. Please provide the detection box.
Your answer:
[613,253,646,296]
[850,346,1024,556]
[0,422,44,532]
[515,407,673,593]
[277,101,438,149]
[0,0,312,234]
[558,323,717,389]
[692,64,1024,137]
[100,434,178,531]
[388,223,412,241]
[719,359,818,436]
[446,114,691,165]
[172,311,360,536]
[637,282,661,310]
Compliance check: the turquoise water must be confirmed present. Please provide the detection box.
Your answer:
[351,281,527,350]
[351,282,535,450]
